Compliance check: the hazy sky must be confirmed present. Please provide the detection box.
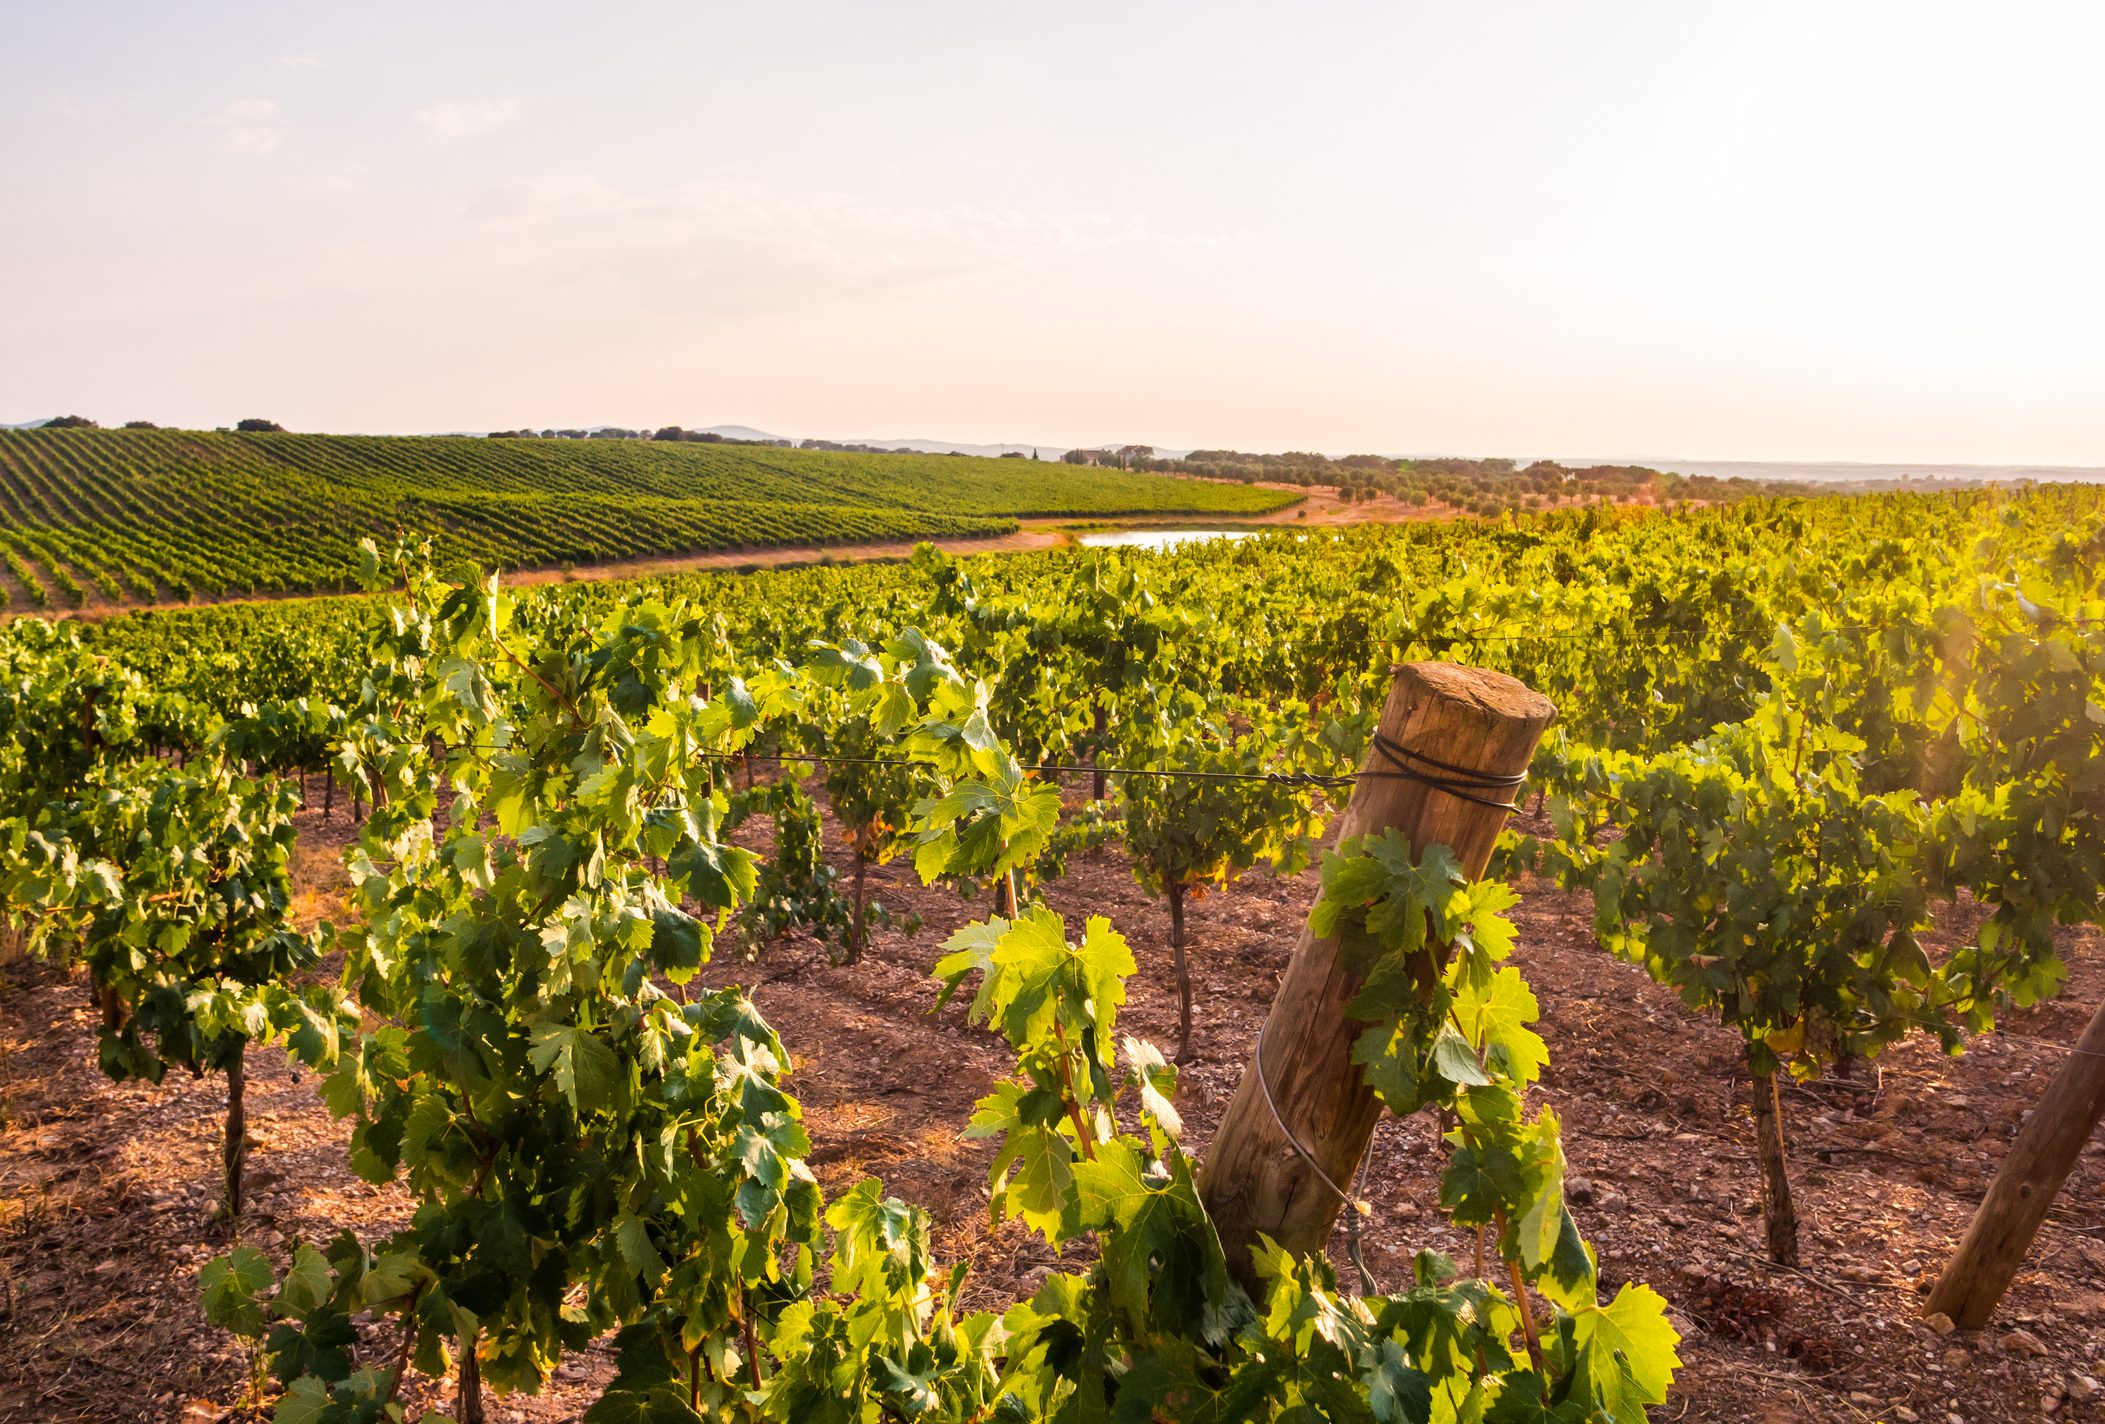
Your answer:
[4,2,2102,462]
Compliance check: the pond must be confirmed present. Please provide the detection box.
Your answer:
[1075,529,1257,550]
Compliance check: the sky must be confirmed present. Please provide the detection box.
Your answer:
[3,2,2103,463]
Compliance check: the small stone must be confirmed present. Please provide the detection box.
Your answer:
[1925,1311,1957,1336]
[1567,1176,1597,1205]
[2069,1376,2099,1401]
[1947,1095,1971,1108]
[2004,1327,2049,1358]
[1849,1391,1878,1407]
[1893,1409,1919,1423]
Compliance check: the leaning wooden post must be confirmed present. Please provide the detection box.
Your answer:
[1197,662,1554,1286]
[1925,996,2105,1328]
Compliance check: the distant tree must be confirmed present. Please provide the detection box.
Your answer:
[235,418,286,433]
[1062,449,1090,465]
[653,425,687,441]
[121,420,159,430]
[999,451,1026,459]
[44,415,98,429]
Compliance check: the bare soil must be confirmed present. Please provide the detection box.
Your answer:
[4,791,2101,1423]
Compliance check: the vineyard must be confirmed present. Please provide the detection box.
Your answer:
[3,485,2104,1422]
[0,429,1296,608]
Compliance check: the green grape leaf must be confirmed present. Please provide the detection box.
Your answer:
[199,1246,274,1338]
[1572,1284,1682,1418]
[274,1242,333,1319]
[528,1021,623,1114]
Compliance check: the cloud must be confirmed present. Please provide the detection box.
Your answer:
[213,98,284,155]
[446,176,1238,317]
[415,98,523,139]
[278,51,320,69]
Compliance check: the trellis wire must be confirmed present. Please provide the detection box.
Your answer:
[696,745,1534,811]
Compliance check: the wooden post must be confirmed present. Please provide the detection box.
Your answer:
[457,1331,486,1423]
[1749,1063,1800,1266]
[1198,663,1554,1285]
[223,1041,247,1220]
[1925,996,2105,1328]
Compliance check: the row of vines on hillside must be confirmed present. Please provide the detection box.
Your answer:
[0,428,1293,602]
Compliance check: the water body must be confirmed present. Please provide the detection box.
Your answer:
[1076,529,1257,550]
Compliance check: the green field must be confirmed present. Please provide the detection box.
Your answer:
[0,428,1297,607]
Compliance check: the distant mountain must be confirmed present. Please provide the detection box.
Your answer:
[828,436,1053,458]
[406,423,1199,461]
[701,429,1065,458]
[1,418,53,429]
[804,435,1198,460]
[1609,457,2105,486]
[692,426,1198,460]
[698,424,786,443]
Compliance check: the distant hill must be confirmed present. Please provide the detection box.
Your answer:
[705,428,1072,459]
[1624,457,2105,487]
[692,427,1197,461]
[697,424,785,443]
[822,436,1199,460]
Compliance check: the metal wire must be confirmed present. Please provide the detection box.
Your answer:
[695,744,1535,811]
[1878,1007,2105,1063]
[1343,1135,1381,1297]
[1367,732,1528,811]
[696,747,1355,788]
[1252,1013,1369,1212]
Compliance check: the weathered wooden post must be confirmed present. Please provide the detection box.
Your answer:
[1198,662,1554,1285]
[1925,996,2105,1328]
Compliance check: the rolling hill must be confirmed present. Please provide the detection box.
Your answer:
[0,428,1296,609]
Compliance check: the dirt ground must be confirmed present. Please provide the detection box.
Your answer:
[3,788,2101,1423]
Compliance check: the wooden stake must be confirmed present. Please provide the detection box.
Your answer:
[1197,663,1553,1286]
[1749,1064,1800,1266]
[223,1041,247,1220]
[457,1330,486,1423]
[1169,880,1193,1065]
[1926,996,2105,1328]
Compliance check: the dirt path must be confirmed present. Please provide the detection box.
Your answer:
[6,791,2098,1421]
